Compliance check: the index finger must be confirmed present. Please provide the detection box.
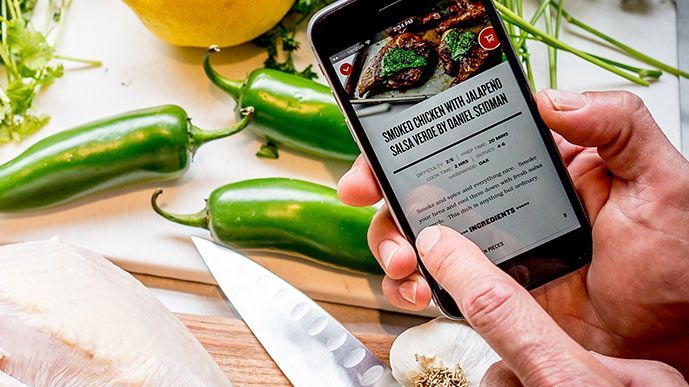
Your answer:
[337,155,384,206]
[416,226,619,386]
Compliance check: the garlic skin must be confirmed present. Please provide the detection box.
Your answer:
[390,318,500,387]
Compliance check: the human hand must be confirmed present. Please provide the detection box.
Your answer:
[338,90,689,375]
[481,350,687,386]
[415,225,687,386]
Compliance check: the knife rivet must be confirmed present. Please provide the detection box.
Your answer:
[307,316,329,336]
[360,365,385,386]
[326,332,347,351]
[343,348,366,368]
[290,302,310,321]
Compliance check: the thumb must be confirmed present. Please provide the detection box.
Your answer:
[536,90,686,183]
[415,226,621,386]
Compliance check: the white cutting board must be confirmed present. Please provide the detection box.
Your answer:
[0,0,680,316]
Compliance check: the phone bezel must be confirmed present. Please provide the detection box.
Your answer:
[308,0,592,319]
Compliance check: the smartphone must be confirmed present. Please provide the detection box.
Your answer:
[308,0,592,319]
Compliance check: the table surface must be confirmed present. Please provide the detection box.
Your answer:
[0,0,683,319]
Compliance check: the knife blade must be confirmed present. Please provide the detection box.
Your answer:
[192,237,400,387]
[679,0,688,155]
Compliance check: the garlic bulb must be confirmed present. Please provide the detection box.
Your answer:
[390,318,500,387]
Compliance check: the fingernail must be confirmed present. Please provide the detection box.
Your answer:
[416,226,441,256]
[544,89,586,111]
[378,240,400,270]
[399,279,417,304]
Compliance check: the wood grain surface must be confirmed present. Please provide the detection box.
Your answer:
[179,314,396,386]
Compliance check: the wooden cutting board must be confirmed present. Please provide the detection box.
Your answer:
[179,314,396,386]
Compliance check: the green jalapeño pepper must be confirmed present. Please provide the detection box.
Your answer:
[204,47,359,161]
[151,178,381,275]
[0,105,254,212]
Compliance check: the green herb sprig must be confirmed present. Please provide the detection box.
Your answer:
[0,0,100,143]
[253,0,333,80]
[494,0,687,90]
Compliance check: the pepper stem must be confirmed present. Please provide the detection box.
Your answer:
[151,189,209,229]
[189,106,254,153]
[204,46,245,100]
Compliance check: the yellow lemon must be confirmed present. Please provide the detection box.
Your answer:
[123,0,295,47]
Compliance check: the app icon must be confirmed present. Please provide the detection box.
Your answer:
[340,62,353,76]
[479,26,500,51]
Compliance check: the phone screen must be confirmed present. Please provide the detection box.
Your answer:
[326,0,582,265]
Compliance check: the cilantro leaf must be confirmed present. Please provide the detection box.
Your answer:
[6,78,36,114]
[256,141,279,159]
[0,0,59,142]
[6,19,55,77]
[253,0,334,79]
[291,0,328,16]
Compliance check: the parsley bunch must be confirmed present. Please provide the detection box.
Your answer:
[0,0,99,143]
[253,0,333,80]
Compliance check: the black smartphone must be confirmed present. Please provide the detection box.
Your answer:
[308,0,592,319]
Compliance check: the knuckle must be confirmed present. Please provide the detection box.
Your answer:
[462,279,519,332]
[618,90,645,113]
[618,91,656,131]
[623,93,652,124]
[646,360,686,382]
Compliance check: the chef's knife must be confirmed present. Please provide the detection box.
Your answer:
[192,237,400,387]
[679,0,689,155]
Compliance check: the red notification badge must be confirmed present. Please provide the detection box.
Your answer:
[478,26,500,51]
[340,63,353,76]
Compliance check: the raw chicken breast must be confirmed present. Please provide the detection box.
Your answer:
[0,238,230,386]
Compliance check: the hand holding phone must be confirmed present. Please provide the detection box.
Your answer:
[339,86,689,379]
[309,0,591,318]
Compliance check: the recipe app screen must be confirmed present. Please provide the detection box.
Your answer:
[329,0,580,264]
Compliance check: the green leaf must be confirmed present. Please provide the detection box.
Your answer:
[0,102,12,124]
[282,35,300,52]
[0,112,49,143]
[252,32,275,48]
[0,0,72,145]
[6,19,55,77]
[253,0,334,79]
[38,63,64,86]
[298,64,318,80]
[291,0,330,16]
[256,141,279,159]
[6,78,36,114]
